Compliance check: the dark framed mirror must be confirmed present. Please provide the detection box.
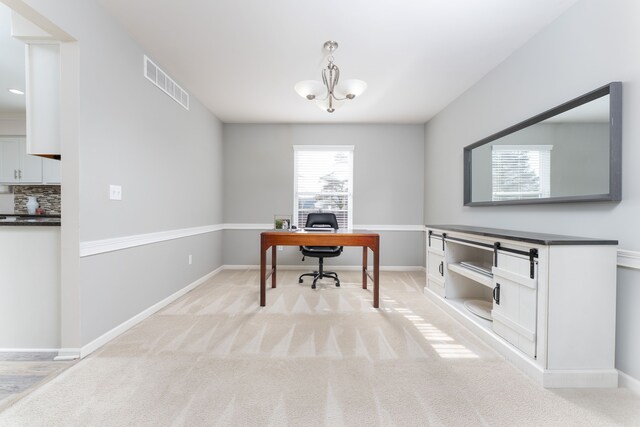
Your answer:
[464,82,622,206]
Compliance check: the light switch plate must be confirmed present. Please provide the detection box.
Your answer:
[109,185,122,200]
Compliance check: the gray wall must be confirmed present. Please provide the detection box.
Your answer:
[223,124,425,267]
[424,0,640,381]
[21,0,224,346]
[80,232,222,343]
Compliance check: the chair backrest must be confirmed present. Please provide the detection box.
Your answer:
[305,212,339,229]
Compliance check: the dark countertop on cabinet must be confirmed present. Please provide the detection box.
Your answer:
[0,214,61,226]
[426,224,617,246]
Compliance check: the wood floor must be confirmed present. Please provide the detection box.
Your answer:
[0,353,73,411]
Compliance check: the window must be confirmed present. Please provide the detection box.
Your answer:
[293,145,354,229]
[492,145,552,201]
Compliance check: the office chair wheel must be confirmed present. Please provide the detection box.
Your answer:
[311,283,316,289]
[335,281,340,287]
[298,278,303,283]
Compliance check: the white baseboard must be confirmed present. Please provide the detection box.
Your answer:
[542,369,618,389]
[79,266,223,358]
[0,348,61,353]
[619,370,640,396]
[222,264,424,271]
[54,348,81,361]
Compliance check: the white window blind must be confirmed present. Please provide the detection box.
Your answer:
[492,145,552,201]
[293,145,354,229]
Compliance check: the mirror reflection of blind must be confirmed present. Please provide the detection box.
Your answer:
[293,146,354,229]
[491,145,552,201]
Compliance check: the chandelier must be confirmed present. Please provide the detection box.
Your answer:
[294,41,367,113]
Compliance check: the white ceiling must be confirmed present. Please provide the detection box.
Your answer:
[97,0,579,124]
[2,1,581,124]
[0,3,26,116]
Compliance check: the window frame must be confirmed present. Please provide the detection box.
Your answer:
[293,145,354,230]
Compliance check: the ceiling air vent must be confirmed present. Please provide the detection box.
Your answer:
[144,55,190,110]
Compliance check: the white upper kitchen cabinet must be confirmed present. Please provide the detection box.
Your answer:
[42,157,61,184]
[0,137,43,184]
[25,43,61,157]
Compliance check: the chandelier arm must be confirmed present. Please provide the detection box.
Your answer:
[327,65,350,100]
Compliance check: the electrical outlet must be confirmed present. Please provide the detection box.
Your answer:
[188,254,193,265]
[109,185,122,200]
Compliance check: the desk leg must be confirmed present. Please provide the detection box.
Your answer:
[373,240,380,308]
[260,241,266,307]
[271,245,277,288]
[362,246,368,289]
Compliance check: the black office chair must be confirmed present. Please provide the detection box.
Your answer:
[298,213,343,289]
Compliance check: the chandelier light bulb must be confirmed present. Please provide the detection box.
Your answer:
[294,41,366,113]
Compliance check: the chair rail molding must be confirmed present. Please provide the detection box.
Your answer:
[79,224,224,257]
[617,249,640,270]
[80,223,426,257]
[80,223,637,272]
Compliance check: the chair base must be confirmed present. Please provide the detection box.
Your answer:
[298,271,340,289]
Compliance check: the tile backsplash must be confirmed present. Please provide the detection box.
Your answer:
[14,185,61,215]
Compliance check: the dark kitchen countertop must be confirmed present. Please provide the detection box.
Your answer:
[0,214,61,226]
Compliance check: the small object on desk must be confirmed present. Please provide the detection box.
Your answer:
[274,214,292,230]
[35,208,44,215]
[303,227,336,232]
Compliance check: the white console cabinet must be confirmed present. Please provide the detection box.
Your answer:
[425,225,618,388]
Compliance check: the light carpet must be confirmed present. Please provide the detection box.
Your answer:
[0,269,638,426]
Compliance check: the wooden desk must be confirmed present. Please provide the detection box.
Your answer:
[260,230,380,308]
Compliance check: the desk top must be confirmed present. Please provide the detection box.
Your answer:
[261,229,379,247]
[262,229,378,235]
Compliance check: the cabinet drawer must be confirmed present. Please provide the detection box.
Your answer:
[491,269,537,359]
[427,232,445,253]
[494,248,536,280]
